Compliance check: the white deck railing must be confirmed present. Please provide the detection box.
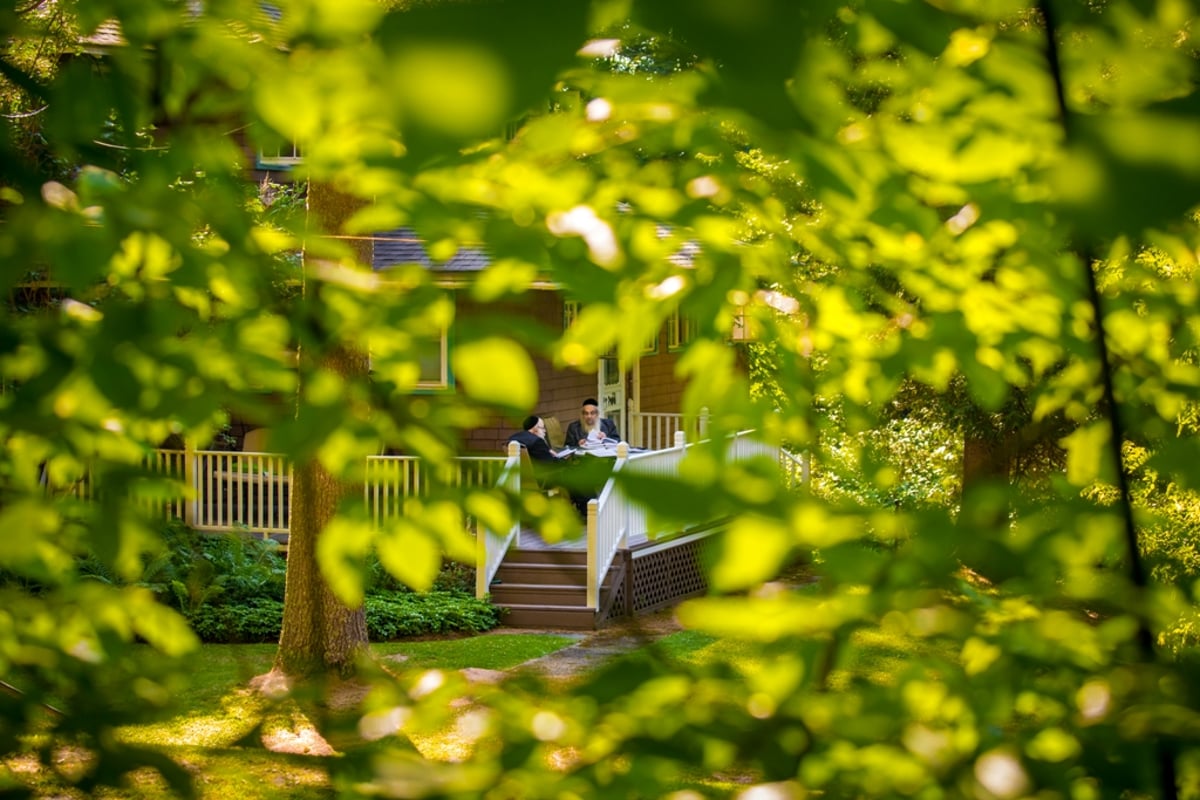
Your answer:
[192,450,292,533]
[123,448,509,541]
[628,409,707,451]
[475,443,522,597]
[128,447,516,597]
[581,428,784,610]
[364,454,507,526]
[586,442,633,609]
[91,416,804,611]
[779,448,810,490]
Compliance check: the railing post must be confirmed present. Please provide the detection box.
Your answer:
[184,438,197,528]
[586,499,599,609]
[506,440,522,552]
[616,442,629,549]
[674,430,686,449]
[476,520,488,599]
[508,438,523,537]
[698,406,709,439]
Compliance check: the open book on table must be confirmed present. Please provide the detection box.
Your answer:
[578,438,620,453]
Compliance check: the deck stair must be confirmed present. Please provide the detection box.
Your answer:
[488,549,618,630]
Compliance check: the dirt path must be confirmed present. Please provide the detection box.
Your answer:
[502,607,684,681]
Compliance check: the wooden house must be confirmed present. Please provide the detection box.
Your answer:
[370,227,700,454]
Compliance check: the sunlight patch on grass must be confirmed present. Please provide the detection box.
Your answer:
[650,630,768,675]
[112,635,577,767]
[1,634,583,798]
[375,633,578,671]
[828,627,955,690]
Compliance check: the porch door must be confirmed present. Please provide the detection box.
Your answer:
[599,352,626,441]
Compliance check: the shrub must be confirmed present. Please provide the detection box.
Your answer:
[132,521,286,612]
[364,592,500,640]
[70,520,498,642]
[186,592,500,642]
[364,556,477,596]
[189,597,285,643]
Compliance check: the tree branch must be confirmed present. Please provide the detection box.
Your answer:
[1039,3,1176,798]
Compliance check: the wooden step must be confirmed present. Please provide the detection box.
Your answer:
[489,583,588,607]
[498,603,598,630]
[505,549,587,566]
[494,562,587,587]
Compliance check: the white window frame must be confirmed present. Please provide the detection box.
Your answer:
[257,141,303,168]
[667,309,695,350]
[642,327,659,355]
[415,328,451,390]
[367,327,452,391]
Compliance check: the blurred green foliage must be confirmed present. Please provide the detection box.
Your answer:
[2,0,1200,797]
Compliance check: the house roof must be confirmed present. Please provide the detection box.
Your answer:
[371,225,698,275]
[372,228,491,273]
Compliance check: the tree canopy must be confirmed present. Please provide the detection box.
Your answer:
[2,0,1200,797]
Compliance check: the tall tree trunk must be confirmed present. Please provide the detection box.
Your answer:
[273,183,371,679]
[961,431,1009,492]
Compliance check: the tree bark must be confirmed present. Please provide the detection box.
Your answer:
[276,426,370,678]
[961,431,1009,491]
[273,183,372,680]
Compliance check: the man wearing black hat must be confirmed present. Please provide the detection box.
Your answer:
[507,415,560,463]
[564,398,620,449]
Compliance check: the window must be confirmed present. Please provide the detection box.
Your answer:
[368,328,451,391]
[414,329,449,389]
[257,141,303,168]
[642,327,659,355]
[667,310,695,350]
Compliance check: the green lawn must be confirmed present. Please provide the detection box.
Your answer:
[3,633,577,799]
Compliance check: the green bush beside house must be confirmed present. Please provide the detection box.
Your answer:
[76,520,500,643]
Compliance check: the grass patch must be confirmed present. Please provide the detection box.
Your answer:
[648,630,768,675]
[146,633,577,715]
[375,632,580,671]
[8,634,577,799]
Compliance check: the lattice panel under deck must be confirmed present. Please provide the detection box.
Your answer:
[631,539,709,614]
[595,533,717,627]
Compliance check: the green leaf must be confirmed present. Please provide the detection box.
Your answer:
[376,518,442,592]
[316,517,374,606]
[379,0,589,157]
[451,336,538,411]
[1061,422,1110,487]
[707,515,793,592]
[1053,108,1200,241]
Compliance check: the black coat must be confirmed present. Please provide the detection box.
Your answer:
[564,417,619,448]
[507,429,557,462]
